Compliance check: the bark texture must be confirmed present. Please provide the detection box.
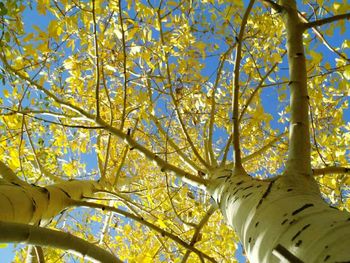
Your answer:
[209,172,350,262]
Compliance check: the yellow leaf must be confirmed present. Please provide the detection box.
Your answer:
[271,53,282,63]
[157,219,167,228]
[3,89,9,98]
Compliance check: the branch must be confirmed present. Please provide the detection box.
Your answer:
[222,131,287,169]
[298,12,349,62]
[157,11,210,170]
[0,53,94,119]
[303,13,350,30]
[24,118,45,182]
[1,53,208,188]
[312,166,350,176]
[242,131,287,163]
[238,51,287,123]
[97,118,209,188]
[232,0,255,170]
[113,120,138,187]
[72,200,217,263]
[208,45,236,167]
[92,0,101,119]
[117,0,128,129]
[144,74,204,174]
[0,221,121,263]
[220,133,232,166]
[149,114,204,174]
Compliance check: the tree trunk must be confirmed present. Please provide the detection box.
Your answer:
[208,171,350,262]
[207,0,350,261]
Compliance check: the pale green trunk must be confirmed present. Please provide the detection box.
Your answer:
[209,172,350,262]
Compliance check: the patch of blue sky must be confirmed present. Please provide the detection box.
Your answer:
[0,244,15,263]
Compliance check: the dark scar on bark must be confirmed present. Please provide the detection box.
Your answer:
[236,180,244,186]
[292,204,314,216]
[291,224,310,241]
[244,193,253,199]
[281,219,288,225]
[256,181,274,209]
[57,187,71,198]
[243,185,253,190]
[32,198,37,212]
[273,244,304,263]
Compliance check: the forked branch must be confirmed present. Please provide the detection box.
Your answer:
[0,54,208,188]
[298,12,349,61]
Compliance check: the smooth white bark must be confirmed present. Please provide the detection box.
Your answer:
[208,172,350,262]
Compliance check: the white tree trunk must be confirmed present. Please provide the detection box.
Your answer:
[0,179,99,224]
[208,1,350,261]
[209,172,350,262]
[0,178,120,262]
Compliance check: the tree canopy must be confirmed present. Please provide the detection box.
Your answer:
[0,0,349,262]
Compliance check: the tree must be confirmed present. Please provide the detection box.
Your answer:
[0,0,350,262]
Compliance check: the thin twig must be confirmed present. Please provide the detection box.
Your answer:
[308,100,328,166]
[238,51,287,123]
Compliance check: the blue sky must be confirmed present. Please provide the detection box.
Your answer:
[0,244,14,262]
